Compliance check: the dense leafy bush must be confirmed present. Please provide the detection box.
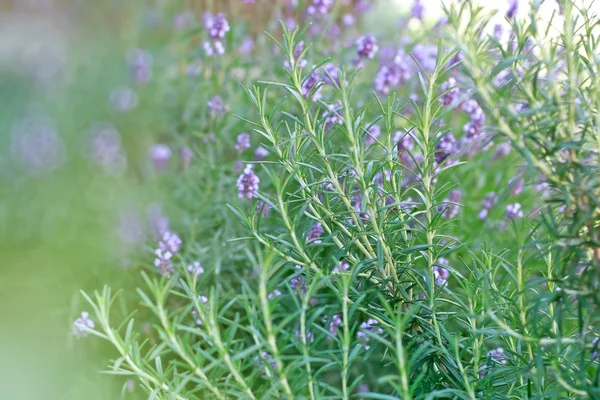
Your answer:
[69,0,600,398]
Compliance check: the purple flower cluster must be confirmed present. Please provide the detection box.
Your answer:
[433,258,450,286]
[11,113,66,176]
[332,261,349,274]
[375,51,411,94]
[192,295,210,325]
[411,0,424,20]
[441,189,462,219]
[357,318,383,350]
[356,35,378,59]
[434,132,457,164]
[479,347,508,378]
[307,0,333,17]
[256,200,270,217]
[203,12,230,55]
[364,125,381,147]
[325,102,344,129]
[72,311,95,339]
[208,96,228,115]
[150,144,172,170]
[153,231,182,277]
[268,289,282,300]
[325,314,342,337]
[440,78,460,106]
[302,72,322,101]
[237,164,260,200]
[507,0,518,19]
[235,133,251,152]
[187,261,205,277]
[462,99,486,141]
[85,123,127,176]
[479,192,497,220]
[110,87,138,112]
[285,40,307,70]
[307,222,324,244]
[505,203,523,220]
[127,49,153,84]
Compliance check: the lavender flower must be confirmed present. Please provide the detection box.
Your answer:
[73,312,95,339]
[325,314,342,336]
[332,261,349,274]
[441,189,462,219]
[239,37,254,55]
[289,275,306,295]
[506,0,518,19]
[322,63,340,86]
[154,248,174,277]
[285,40,307,70]
[203,41,214,56]
[11,114,66,176]
[365,125,381,147]
[127,49,153,84]
[235,133,251,152]
[493,24,503,41]
[356,35,378,59]
[268,289,282,300]
[509,177,524,195]
[208,96,227,115]
[411,0,424,20]
[256,200,270,217]
[433,258,450,286]
[205,12,230,40]
[150,144,172,170]
[296,329,314,344]
[254,351,278,371]
[357,318,383,350]
[479,347,508,378]
[412,44,438,71]
[192,295,210,325]
[440,77,459,106]
[302,72,322,101]
[110,87,138,112]
[180,147,193,168]
[325,102,344,129]
[187,261,204,277]
[505,203,523,220]
[307,0,333,17]
[307,222,324,244]
[254,146,269,160]
[342,13,355,27]
[159,231,182,253]
[237,165,260,200]
[434,132,457,164]
[479,192,497,219]
[85,123,127,175]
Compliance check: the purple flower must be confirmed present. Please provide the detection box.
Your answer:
[440,77,459,106]
[127,49,153,84]
[268,289,282,300]
[254,351,278,371]
[332,261,349,274]
[505,203,523,220]
[110,87,138,112]
[203,41,214,56]
[73,312,95,339]
[412,44,438,71]
[479,192,497,220]
[479,347,508,378]
[11,114,66,176]
[509,177,524,195]
[239,37,254,55]
[356,35,378,59]
[187,261,205,277]
[365,125,381,147]
[154,248,174,277]
[208,96,227,115]
[375,51,411,94]
[149,144,172,170]
[506,0,518,19]
[342,13,355,27]
[192,295,210,325]
[302,72,322,101]
[205,12,230,40]
[307,0,333,17]
[159,231,182,253]
[290,275,306,295]
[357,318,382,350]
[411,0,424,20]
[434,133,457,164]
[254,146,269,160]
[256,200,270,217]
[322,63,340,85]
[325,102,344,129]
[441,189,462,219]
[295,329,314,344]
[85,124,127,176]
[433,258,450,285]
[493,24,503,41]
[235,133,251,152]
[180,147,193,168]
[285,40,307,70]
[307,222,324,244]
[237,164,260,200]
[147,204,169,240]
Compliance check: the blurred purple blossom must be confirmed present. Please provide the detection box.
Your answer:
[150,144,172,170]
[235,133,251,152]
[505,203,523,220]
[302,72,322,101]
[159,231,182,253]
[307,0,333,17]
[411,0,424,20]
[154,248,174,277]
[208,96,228,114]
[307,222,323,244]
[187,261,205,277]
[357,318,382,350]
[127,49,153,84]
[110,87,138,112]
[440,77,460,106]
[441,189,462,219]
[356,35,378,59]
[479,192,497,220]
[433,257,450,285]
[180,147,193,168]
[73,312,95,339]
[256,200,270,217]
